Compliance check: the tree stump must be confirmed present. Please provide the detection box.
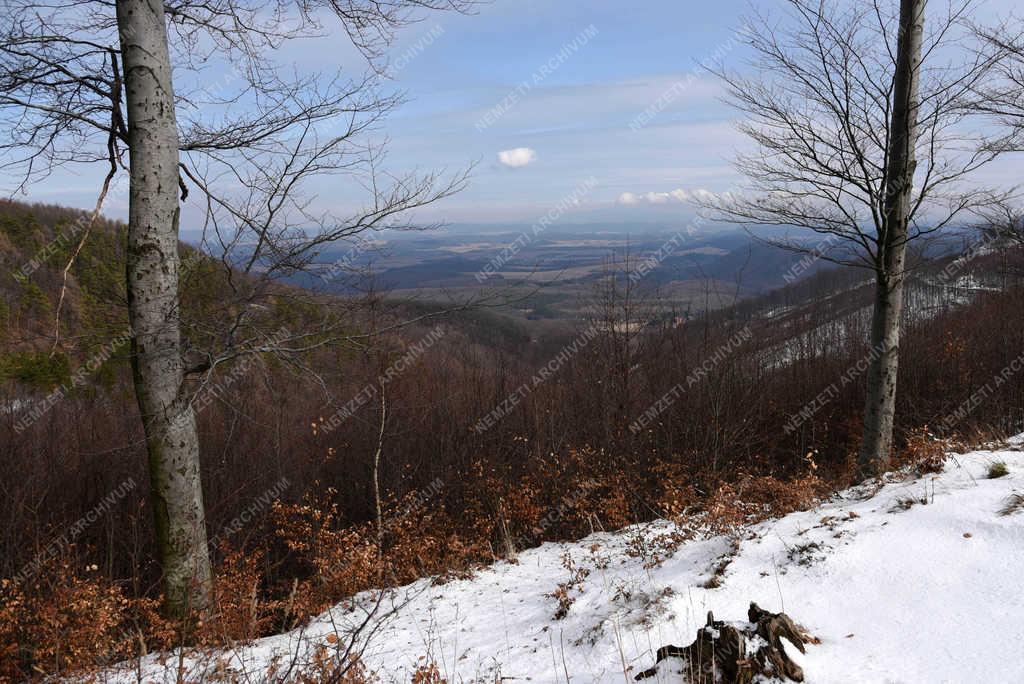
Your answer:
[634,603,812,682]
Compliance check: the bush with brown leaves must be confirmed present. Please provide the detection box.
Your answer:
[0,556,171,682]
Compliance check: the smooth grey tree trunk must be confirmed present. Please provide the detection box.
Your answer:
[116,0,212,618]
[859,0,925,475]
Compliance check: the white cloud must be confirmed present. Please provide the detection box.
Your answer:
[691,188,717,203]
[617,187,716,206]
[498,147,537,168]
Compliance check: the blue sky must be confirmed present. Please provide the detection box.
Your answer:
[373,0,752,222]
[6,0,1022,227]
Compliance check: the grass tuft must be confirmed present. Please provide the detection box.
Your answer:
[988,461,1010,479]
[999,493,1024,517]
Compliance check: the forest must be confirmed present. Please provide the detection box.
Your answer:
[2,0,1024,681]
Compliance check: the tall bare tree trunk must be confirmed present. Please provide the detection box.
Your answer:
[116,0,212,618]
[859,0,925,475]
[373,380,386,551]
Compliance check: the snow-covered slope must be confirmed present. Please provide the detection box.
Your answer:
[101,436,1024,683]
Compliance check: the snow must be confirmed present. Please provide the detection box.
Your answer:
[99,436,1024,683]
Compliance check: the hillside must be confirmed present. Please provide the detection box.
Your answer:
[99,434,1024,682]
[3,201,1023,682]
[7,0,1024,681]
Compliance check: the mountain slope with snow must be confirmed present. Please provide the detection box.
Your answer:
[101,436,1024,683]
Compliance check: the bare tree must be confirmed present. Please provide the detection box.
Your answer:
[862,0,924,474]
[973,14,1024,149]
[1,0,473,616]
[974,201,1024,254]
[117,0,212,619]
[973,16,1024,247]
[702,0,1011,474]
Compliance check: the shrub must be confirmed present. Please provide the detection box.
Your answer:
[547,552,589,620]
[703,468,825,536]
[0,350,70,388]
[199,547,279,645]
[291,647,377,683]
[0,556,169,682]
[410,660,447,684]
[897,428,948,474]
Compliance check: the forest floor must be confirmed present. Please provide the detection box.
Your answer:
[97,433,1024,683]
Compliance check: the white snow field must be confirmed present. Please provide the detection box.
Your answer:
[100,435,1024,683]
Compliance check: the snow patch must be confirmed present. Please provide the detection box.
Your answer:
[101,444,1024,683]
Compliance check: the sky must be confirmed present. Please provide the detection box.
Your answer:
[375,0,752,223]
[4,0,1022,228]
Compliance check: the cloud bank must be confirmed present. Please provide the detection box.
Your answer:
[616,187,721,206]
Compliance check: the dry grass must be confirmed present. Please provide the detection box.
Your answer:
[988,461,1010,479]
[999,492,1024,516]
